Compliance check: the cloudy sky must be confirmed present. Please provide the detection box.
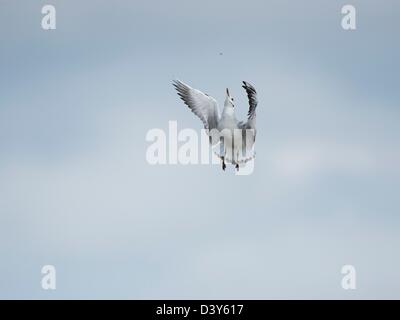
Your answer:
[0,0,399,298]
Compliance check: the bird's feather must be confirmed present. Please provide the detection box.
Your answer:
[172,80,220,131]
[242,81,258,122]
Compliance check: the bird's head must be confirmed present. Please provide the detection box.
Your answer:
[224,88,235,108]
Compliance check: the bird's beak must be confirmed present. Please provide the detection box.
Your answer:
[226,88,230,97]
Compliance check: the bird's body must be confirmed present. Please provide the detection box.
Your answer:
[218,104,237,131]
[173,80,258,171]
[218,105,241,165]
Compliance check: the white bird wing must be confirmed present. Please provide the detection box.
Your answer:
[173,80,220,131]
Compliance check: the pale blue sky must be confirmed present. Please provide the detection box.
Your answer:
[0,0,399,299]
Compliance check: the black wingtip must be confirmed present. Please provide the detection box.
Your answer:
[172,80,185,93]
[242,81,251,90]
[172,79,182,86]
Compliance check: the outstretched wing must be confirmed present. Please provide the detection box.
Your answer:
[173,80,220,130]
[242,81,258,121]
[238,81,258,151]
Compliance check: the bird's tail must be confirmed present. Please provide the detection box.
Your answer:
[213,151,256,165]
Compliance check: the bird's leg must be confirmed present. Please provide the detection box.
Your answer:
[220,136,226,171]
[235,150,240,172]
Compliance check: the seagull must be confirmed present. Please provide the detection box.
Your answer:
[173,80,258,171]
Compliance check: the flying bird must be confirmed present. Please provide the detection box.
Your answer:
[173,80,258,171]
